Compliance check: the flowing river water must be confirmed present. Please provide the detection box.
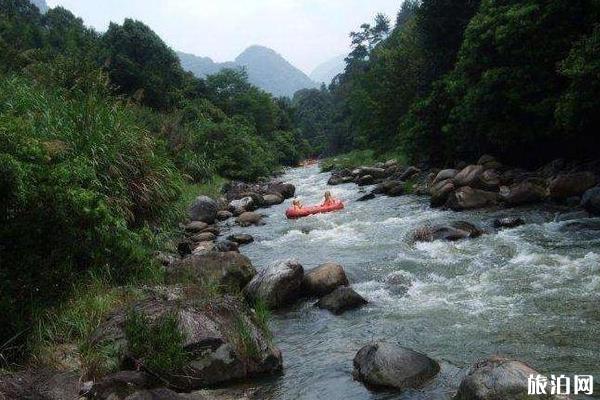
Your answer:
[224,165,600,399]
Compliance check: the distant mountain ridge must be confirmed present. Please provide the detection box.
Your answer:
[29,0,49,13]
[310,54,346,85]
[178,45,318,98]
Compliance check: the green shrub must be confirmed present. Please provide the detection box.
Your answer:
[0,75,182,360]
[125,309,188,373]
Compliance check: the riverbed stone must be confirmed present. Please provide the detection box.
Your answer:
[215,240,239,253]
[227,234,254,245]
[236,212,264,227]
[581,186,600,215]
[216,210,233,221]
[190,232,216,243]
[87,371,154,400]
[493,217,525,229]
[315,286,367,315]
[167,252,256,292]
[430,179,456,207]
[413,221,483,242]
[268,182,296,199]
[189,196,218,224]
[262,194,284,206]
[229,197,254,216]
[433,169,458,184]
[244,260,304,309]
[352,342,439,390]
[548,172,596,199]
[455,356,563,400]
[90,292,282,391]
[185,221,209,233]
[502,180,547,206]
[302,262,349,297]
[357,192,376,202]
[454,165,485,188]
[358,175,375,186]
[446,186,498,210]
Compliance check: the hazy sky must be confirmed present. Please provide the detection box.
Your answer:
[46,0,401,74]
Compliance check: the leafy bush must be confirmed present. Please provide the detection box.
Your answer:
[0,75,182,358]
[125,309,188,373]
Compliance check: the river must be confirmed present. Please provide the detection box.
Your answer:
[225,165,600,399]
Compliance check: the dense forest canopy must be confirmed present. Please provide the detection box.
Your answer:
[294,0,600,166]
[0,0,309,362]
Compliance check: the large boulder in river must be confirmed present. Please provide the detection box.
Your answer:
[430,179,456,207]
[90,292,282,391]
[358,167,387,179]
[302,262,349,297]
[315,286,367,315]
[358,175,375,186]
[581,186,600,215]
[189,196,218,224]
[399,166,420,181]
[262,193,284,207]
[433,169,458,184]
[352,342,439,390]
[454,165,485,187]
[268,182,295,199]
[493,217,525,229]
[548,172,596,199]
[236,212,264,227]
[227,234,254,245]
[455,356,563,400]
[502,180,546,206]
[229,197,254,216]
[446,187,498,210]
[413,221,483,242]
[244,260,304,309]
[167,252,256,292]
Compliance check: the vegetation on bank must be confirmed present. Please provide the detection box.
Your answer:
[0,0,298,365]
[294,0,600,166]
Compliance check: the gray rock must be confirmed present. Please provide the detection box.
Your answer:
[236,212,264,227]
[227,234,254,245]
[413,221,483,242]
[358,167,387,178]
[357,192,376,202]
[493,217,525,229]
[244,260,304,309]
[399,166,420,181]
[216,210,233,221]
[167,252,256,292]
[87,371,153,400]
[454,165,485,187]
[302,262,349,297]
[581,186,600,215]
[352,342,439,390]
[548,172,597,199]
[185,221,209,233]
[262,194,284,206]
[433,169,458,184]
[358,175,375,186]
[190,232,216,243]
[215,240,239,253]
[447,187,498,210]
[189,196,218,224]
[430,179,456,207]
[229,197,254,216]
[502,180,547,206]
[268,182,296,199]
[90,294,282,391]
[455,356,563,400]
[315,286,367,315]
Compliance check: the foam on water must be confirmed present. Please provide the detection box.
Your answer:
[224,165,600,400]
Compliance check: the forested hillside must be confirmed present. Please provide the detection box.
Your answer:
[295,0,600,166]
[0,0,308,363]
[179,45,318,97]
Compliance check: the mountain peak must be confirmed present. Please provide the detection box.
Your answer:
[180,45,318,98]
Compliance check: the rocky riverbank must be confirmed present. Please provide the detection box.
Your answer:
[2,159,598,399]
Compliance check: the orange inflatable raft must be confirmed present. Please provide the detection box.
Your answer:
[285,199,344,219]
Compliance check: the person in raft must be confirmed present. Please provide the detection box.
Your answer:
[322,191,336,206]
[292,199,303,210]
